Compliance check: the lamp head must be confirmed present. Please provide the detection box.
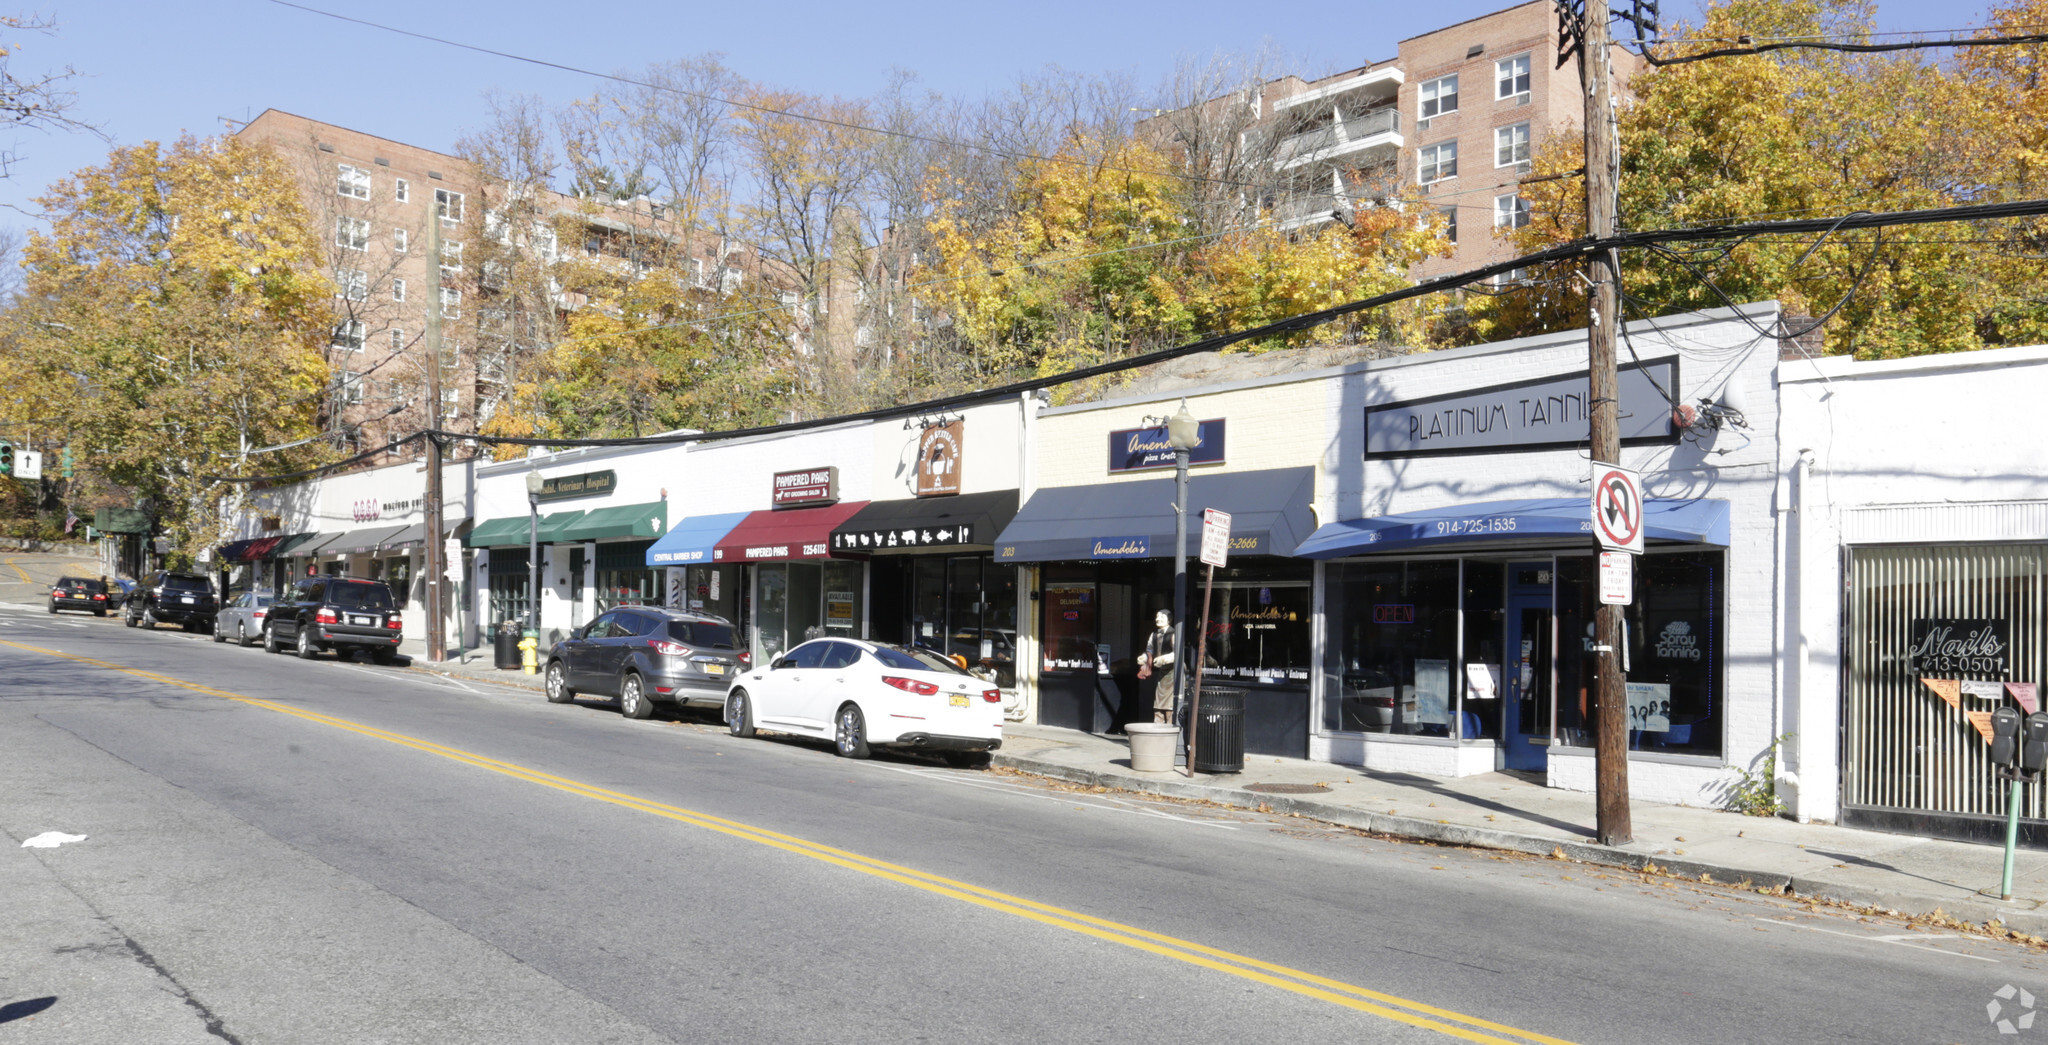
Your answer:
[525,469,545,496]
[1166,399,1199,452]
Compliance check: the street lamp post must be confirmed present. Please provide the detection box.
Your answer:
[1165,401,1200,737]
[525,467,544,637]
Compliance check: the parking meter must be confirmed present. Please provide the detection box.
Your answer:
[1992,706,2022,767]
[2022,713,2048,774]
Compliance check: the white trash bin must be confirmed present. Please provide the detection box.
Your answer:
[1125,723,1179,773]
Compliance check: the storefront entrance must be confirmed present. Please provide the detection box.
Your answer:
[1503,563,1555,772]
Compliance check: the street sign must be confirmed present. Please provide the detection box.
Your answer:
[14,450,42,481]
[1200,508,1232,568]
[1599,551,1632,605]
[1591,464,1644,553]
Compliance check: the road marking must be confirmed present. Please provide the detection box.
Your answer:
[2,638,1575,1045]
[4,559,33,583]
[1756,917,1999,962]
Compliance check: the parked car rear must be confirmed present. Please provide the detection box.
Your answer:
[214,590,275,647]
[263,577,402,663]
[123,571,218,632]
[49,576,111,616]
[543,607,745,719]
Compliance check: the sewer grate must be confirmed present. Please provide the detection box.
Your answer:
[1243,782,1332,795]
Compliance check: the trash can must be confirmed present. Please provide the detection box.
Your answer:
[1189,686,1245,774]
[494,620,522,670]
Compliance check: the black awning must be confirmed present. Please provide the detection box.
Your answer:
[828,490,1019,555]
[992,467,1314,563]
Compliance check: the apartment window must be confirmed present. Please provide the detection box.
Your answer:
[439,287,461,318]
[1418,141,1458,184]
[336,269,369,301]
[1492,266,1532,287]
[395,178,409,203]
[335,216,369,252]
[1419,74,1459,120]
[339,370,365,404]
[485,209,511,244]
[689,257,708,286]
[1497,54,1531,102]
[441,241,463,274]
[1494,194,1531,230]
[1440,206,1458,244]
[390,328,405,351]
[721,267,744,294]
[392,277,406,303]
[481,260,508,289]
[393,228,408,253]
[1496,122,1532,168]
[435,188,464,224]
[337,164,370,200]
[332,319,365,352]
[531,224,558,261]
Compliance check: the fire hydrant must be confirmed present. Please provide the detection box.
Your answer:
[519,633,538,675]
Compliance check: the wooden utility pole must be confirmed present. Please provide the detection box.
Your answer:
[1580,0,1633,845]
[423,217,447,663]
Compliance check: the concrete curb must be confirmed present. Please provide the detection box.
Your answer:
[991,750,2048,938]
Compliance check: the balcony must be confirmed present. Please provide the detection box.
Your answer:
[1272,67,1404,114]
[1271,194,1349,231]
[1274,109,1402,171]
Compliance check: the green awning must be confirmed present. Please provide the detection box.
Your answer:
[94,507,152,534]
[464,510,588,548]
[556,500,667,543]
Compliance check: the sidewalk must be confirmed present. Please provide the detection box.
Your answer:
[396,637,2048,937]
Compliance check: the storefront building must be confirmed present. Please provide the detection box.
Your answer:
[1781,341,2048,843]
[1303,303,1782,805]
[999,384,1325,756]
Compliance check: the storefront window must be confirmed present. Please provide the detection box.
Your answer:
[750,561,865,663]
[1199,564,1312,687]
[488,548,530,628]
[908,555,1018,688]
[387,557,411,609]
[1555,551,1723,757]
[595,540,658,612]
[684,564,739,621]
[1322,560,1461,735]
[1042,571,1099,673]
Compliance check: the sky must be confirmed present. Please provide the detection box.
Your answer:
[0,0,2000,236]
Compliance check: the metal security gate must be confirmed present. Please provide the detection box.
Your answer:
[1843,544,2048,841]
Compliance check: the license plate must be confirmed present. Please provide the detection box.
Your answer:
[949,694,969,707]
[350,615,375,626]
[180,597,194,604]
[702,663,725,676]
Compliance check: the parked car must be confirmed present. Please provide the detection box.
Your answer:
[263,577,401,663]
[213,590,275,647]
[123,571,218,632]
[544,606,744,720]
[48,576,111,617]
[724,637,1003,766]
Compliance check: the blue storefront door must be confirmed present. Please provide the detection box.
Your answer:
[1502,563,1555,772]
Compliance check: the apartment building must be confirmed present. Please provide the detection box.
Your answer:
[235,110,777,458]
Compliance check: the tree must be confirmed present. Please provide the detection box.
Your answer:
[0,15,99,187]
[1499,0,2020,357]
[2,134,333,561]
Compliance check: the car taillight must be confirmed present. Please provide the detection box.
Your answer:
[738,651,752,667]
[387,617,403,631]
[93,593,106,600]
[253,610,266,619]
[982,689,1001,703]
[883,676,939,696]
[316,608,338,625]
[50,589,61,596]
[647,639,687,656]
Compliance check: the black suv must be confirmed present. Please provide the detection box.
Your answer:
[49,576,111,617]
[264,577,402,663]
[543,607,744,719]
[124,571,218,632]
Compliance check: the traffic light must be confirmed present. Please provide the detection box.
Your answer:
[0,442,13,476]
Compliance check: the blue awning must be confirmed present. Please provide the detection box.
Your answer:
[646,511,752,566]
[1293,497,1730,559]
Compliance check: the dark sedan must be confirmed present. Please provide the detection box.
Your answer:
[49,576,111,616]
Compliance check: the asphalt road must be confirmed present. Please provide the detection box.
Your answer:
[3,586,2043,1044]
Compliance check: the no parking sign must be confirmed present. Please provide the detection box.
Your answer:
[1591,464,1644,554]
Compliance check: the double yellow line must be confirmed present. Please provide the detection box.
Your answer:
[3,638,1579,1045]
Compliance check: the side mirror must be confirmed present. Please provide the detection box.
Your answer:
[1993,706,2022,767]
[770,656,787,670]
[2023,713,2048,773]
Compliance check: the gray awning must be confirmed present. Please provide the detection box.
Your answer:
[992,467,1315,562]
[381,520,461,548]
[322,524,411,555]
[292,532,348,555]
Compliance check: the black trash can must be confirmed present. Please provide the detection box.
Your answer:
[494,620,522,670]
[1189,686,1245,774]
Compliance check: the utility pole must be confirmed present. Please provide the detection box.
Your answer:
[423,217,447,663]
[1579,0,1633,845]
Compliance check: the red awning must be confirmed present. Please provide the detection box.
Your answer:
[244,536,283,561]
[713,502,871,563]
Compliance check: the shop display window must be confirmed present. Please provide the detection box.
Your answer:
[1555,551,1723,757]
[1197,564,1312,687]
[386,557,411,608]
[1041,567,1099,673]
[1322,560,1461,735]
[912,555,1018,688]
[596,540,658,612]
[488,548,531,628]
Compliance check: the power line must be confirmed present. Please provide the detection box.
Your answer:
[1643,28,2048,66]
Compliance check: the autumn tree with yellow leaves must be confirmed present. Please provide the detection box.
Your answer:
[1,135,334,562]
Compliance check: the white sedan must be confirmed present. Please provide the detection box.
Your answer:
[724,637,1003,766]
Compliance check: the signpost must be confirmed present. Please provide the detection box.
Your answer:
[1592,464,1644,554]
[1186,509,1231,777]
[1599,551,1632,605]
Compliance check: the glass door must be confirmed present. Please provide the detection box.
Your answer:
[1503,562,1555,772]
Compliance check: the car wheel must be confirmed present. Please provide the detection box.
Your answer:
[263,624,281,653]
[834,704,871,760]
[544,661,574,704]
[46,602,56,614]
[212,622,226,643]
[140,607,157,629]
[95,609,106,618]
[237,621,252,648]
[941,751,992,770]
[619,673,653,720]
[296,626,319,660]
[726,689,755,738]
[123,605,137,627]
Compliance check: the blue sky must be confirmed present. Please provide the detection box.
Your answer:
[0,0,1998,234]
